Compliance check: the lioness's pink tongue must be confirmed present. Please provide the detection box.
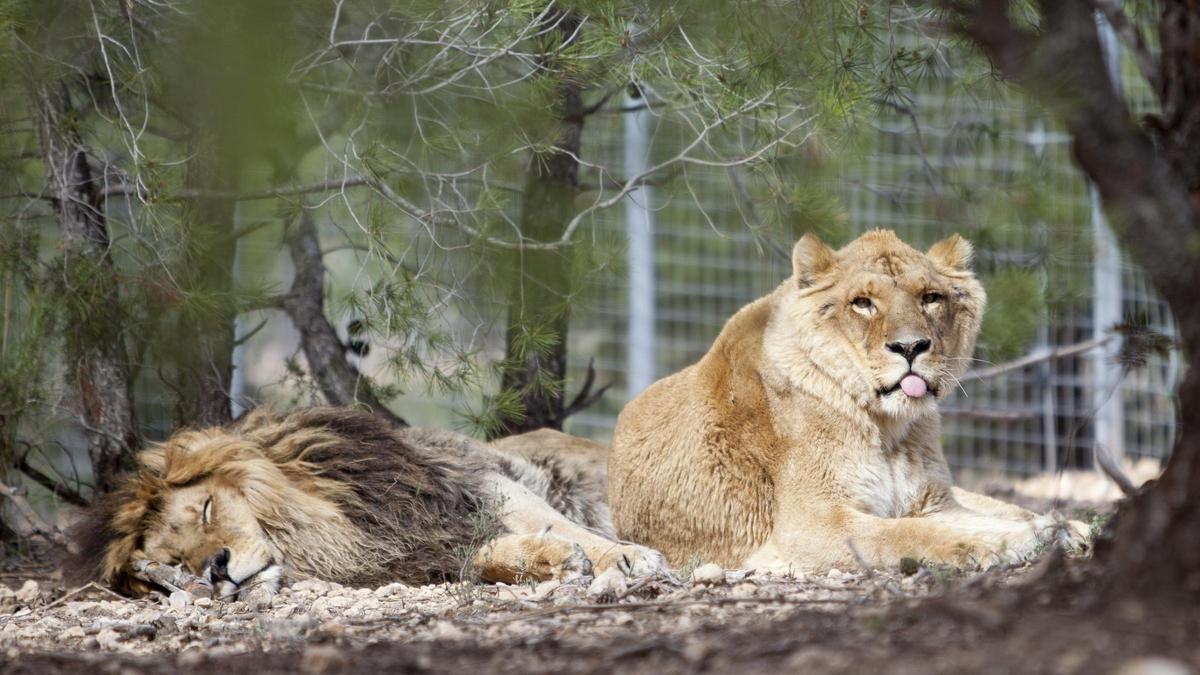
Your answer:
[900,374,927,398]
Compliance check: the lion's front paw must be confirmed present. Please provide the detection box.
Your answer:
[926,538,1007,568]
[235,564,283,609]
[594,543,671,578]
[1032,516,1091,553]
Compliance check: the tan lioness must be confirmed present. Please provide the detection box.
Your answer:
[609,229,1086,572]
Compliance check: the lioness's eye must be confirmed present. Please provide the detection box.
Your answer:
[851,297,873,310]
[201,496,213,525]
[922,292,943,305]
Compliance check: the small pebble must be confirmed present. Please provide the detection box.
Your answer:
[691,563,726,585]
[168,591,193,612]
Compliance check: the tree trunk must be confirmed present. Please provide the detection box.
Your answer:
[31,83,137,494]
[282,210,407,427]
[1100,354,1200,595]
[496,8,584,437]
[170,145,238,427]
[954,0,1200,598]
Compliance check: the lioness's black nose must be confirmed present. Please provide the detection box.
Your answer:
[204,548,231,580]
[886,338,931,363]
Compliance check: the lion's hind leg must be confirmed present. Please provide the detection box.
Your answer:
[473,531,593,584]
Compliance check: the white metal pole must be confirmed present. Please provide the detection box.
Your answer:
[625,92,656,397]
[1091,8,1125,462]
[229,201,248,418]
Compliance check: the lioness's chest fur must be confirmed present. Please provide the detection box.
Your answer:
[765,377,949,520]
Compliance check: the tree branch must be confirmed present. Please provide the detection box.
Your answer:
[100,176,371,203]
[32,81,138,492]
[16,454,89,507]
[1088,0,1161,95]
[562,358,612,419]
[950,0,1200,344]
[965,335,1115,381]
[281,210,407,427]
[0,483,68,547]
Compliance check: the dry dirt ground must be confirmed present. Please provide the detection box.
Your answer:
[1,486,1196,674]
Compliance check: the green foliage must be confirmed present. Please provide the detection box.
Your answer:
[979,269,1044,363]
[0,0,1134,470]
[0,225,57,479]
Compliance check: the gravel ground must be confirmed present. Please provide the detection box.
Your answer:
[0,562,960,660]
[3,483,1194,674]
[2,554,1197,674]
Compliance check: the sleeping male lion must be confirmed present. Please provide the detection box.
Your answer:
[70,407,665,602]
[610,229,1087,572]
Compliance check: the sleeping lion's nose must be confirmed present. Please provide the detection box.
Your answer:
[204,548,231,581]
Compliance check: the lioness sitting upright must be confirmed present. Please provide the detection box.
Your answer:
[610,229,1085,572]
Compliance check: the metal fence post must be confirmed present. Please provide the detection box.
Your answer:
[625,92,656,397]
[1091,8,1125,462]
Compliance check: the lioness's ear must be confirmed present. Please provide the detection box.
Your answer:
[927,234,973,271]
[792,233,836,287]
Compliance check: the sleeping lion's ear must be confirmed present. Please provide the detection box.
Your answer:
[927,234,973,271]
[792,233,836,287]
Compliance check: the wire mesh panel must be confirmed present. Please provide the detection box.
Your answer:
[561,29,1177,478]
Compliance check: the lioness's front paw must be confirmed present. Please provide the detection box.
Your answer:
[927,538,1008,568]
[1033,516,1091,553]
[595,543,671,578]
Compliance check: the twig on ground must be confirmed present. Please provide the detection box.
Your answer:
[0,582,128,626]
[130,560,213,598]
[845,539,875,579]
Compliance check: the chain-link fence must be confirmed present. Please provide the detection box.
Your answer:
[557,21,1177,478]
[218,14,1178,481]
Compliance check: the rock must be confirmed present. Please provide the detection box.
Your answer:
[374,583,407,598]
[300,644,346,674]
[65,601,97,617]
[177,649,206,668]
[194,597,213,608]
[826,568,846,580]
[292,579,331,595]
[691,563,726,585]
[587,568,627,603]
[273,604,298,619]
[61,626,86,640]
[530,580,561,601]
[324,595,353,609]
[15,580,40,605]
[241,586,275,611]
[429,620,464,640]
[732,582,758,596]
[265,618,309,641]
[96,628,122,651]
[168,591,193,612]
[349,597,381,613]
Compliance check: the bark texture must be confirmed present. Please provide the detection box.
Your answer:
[497,8,584,437]
[32,83,137,494]
[170,145,238,427]
[954,0,1200,596]
[282,210,406,427]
